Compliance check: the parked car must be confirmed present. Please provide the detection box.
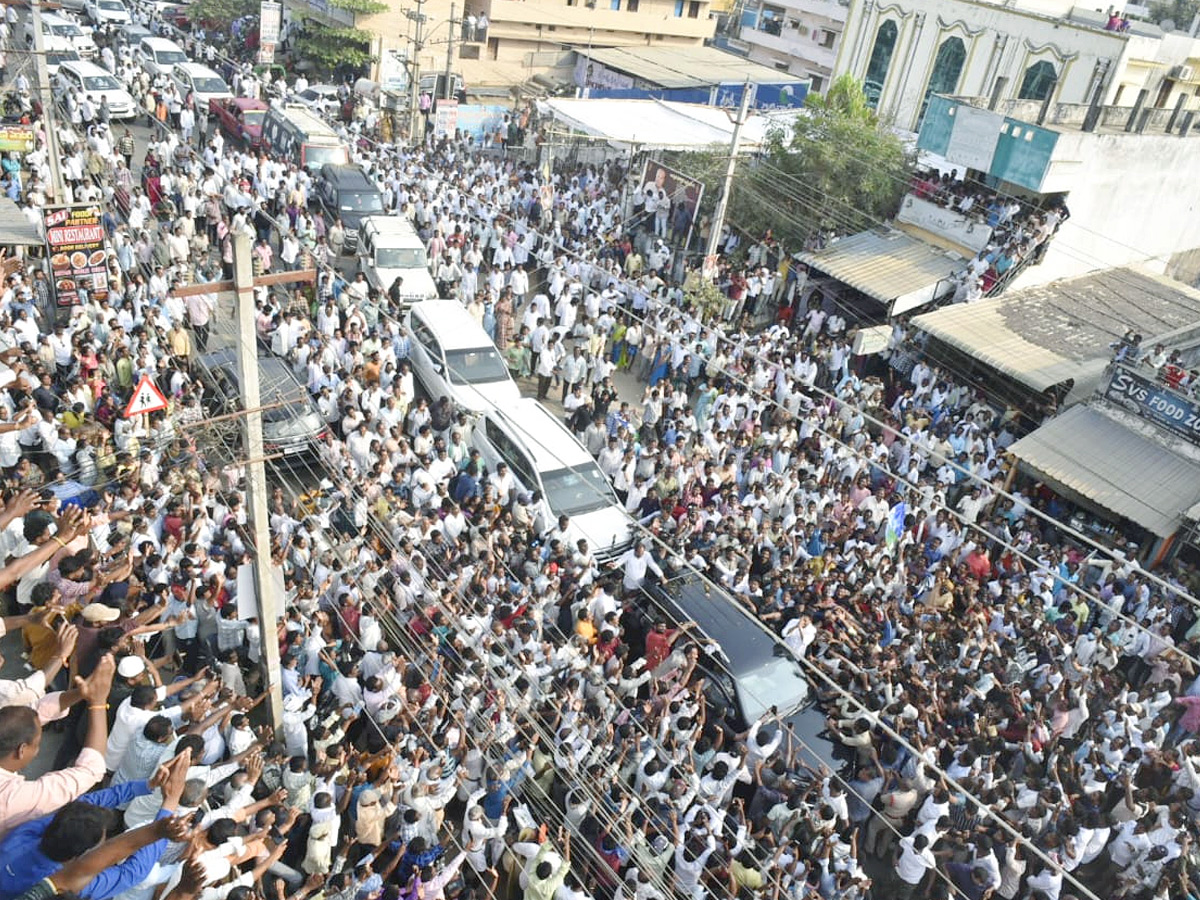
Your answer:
[25,13,97,58]
[406,300,520,413]
[209,96,268,148]
[313,163,382,252]
[171,62,231,108]
[85,0,132,26]
[356,215,438,308]
[45,49,82,77]
[294,83,340,115]
[134,36,188,77]
[642,565,843,771]
[195,349,325,458]
[56,60,137,118]
[115,23,152,46]
[472,398,636,562]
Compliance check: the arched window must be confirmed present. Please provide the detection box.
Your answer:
[919,36,967,125]
[863,20,898,109]
[1018,60,1058,101]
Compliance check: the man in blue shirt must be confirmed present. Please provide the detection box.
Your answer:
[0,749,191,900]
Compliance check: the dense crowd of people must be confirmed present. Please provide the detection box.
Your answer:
[0,9,1194,900]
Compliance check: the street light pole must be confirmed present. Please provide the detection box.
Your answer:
[705,81,753,262]
[29,0,64,203]
[407,1,427,144]
[443,1,456,101]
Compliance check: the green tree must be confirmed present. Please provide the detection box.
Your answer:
[291,0,386,75]
[729,74,914,252]
[187,0,257,27]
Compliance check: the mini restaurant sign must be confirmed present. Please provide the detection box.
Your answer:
[43,205,109,308]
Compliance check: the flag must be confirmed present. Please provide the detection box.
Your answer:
[885,501,907,551]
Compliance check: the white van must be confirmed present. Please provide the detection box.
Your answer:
[57,60,137,118]
[135,36,188,77]
[25,13,97,57]
[407,300,520,414]
[472,398,636,561]
[358,215,437,308]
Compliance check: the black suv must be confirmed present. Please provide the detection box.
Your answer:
[640,565,844,772]
[314,164,384,253]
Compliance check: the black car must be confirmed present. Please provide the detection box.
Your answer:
[641,566,845,773]
[314,164,384,253]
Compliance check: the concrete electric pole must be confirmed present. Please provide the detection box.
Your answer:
[704,82,754,263]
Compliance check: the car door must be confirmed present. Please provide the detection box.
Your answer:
[408,317,449,400]
[483,418,537,493]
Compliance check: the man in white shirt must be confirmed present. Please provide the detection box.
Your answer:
[105,673,212,772]
[616,543,663,594]
[894,832,935,898]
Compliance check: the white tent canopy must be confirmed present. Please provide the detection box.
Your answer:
[535,97,793,151]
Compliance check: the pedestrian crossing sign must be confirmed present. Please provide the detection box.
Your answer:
[124,375,169,418]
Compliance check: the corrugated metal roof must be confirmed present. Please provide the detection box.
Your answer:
[580,46,793,90]
[914,267,1200,392]
[797,228,963,307]
[1009,404,1200,537]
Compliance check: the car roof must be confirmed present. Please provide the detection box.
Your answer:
[361,215,418,236]
[199,350,307,402]
[140,36,184,49]
[272,103,340,137]
[410,300,498,351]
[485,398,593,470]
[61,59,112,76]
[175,61,220,76]
[42,13,74,24]
[321,164,373,187]
[226,97,267,110]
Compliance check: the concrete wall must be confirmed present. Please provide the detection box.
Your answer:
[835,0,1131,132]
[1011,129,1200,289]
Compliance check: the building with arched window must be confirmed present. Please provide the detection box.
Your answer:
[831,0,1200,133]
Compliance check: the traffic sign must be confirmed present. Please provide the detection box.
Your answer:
[124,375,169,418]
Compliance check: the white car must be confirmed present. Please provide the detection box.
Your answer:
[406,300,521,414]
[294,83,340,115]
[86,0,132,25]
[56,60,137,118]
[472,398,637,561]
[134,36,188,77]
[45,49,82,77]
[25,13,97,58]
[171,62,232,108]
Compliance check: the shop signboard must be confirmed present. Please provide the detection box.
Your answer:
[0,125,34,153]
[1104,364,1200,444]
[43,205,109,308]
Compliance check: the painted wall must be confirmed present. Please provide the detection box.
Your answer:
[1012,129,1200,289]
[835,0,1129,132]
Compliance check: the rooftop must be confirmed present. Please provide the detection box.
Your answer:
[913,267,1200,391]
[575,45,799,90]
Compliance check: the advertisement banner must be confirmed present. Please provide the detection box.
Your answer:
[1104,365,1200,444]
[635,160,704,248]
[456,104,507,141]
[259,0,282,43]
[434,98,459,139]
[0,125,34,153]
[44,206,109,308]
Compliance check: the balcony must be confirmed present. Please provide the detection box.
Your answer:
[741,21,838,71]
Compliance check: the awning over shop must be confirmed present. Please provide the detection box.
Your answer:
[1009,404,1200,537]
[0,199,42,246]
[534,98,786,152]
[797,227,962,315]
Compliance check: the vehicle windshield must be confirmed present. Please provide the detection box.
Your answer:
[191,76,228,94]
[542,464,615,517]
[156,49,187,65]
[46,51,78,65]
[53,24,85,36]
[376,247,425,269]
[83,75,120,91]
[735,654,810,721]
[304,144,347,167]
[241,110,265,127]
[445,347,509,385]
[100,1,126,9]
[338,191,383,213]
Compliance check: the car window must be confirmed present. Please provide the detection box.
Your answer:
[485,419,536,487]
[445,347,508,385]
[540,464,616,517]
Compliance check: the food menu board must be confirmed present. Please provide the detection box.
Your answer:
[43,205,109,308]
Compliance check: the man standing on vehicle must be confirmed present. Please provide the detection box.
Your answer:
[615,542,663,595]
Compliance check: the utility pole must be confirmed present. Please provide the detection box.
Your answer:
[443,1,456,101]
[407,0,427,144]
[705,81,754,262]
[29,0,64,203]
[231,232,283,728]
